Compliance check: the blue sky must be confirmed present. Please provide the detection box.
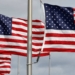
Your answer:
[0,0,75,75]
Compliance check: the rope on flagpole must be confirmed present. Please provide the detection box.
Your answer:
[32,0,48,64]
[32,0,44,64]
[17,56,20,75]
[48,53,50,75]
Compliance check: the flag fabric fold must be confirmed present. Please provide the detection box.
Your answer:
[43,3,75,52]
[0,14,49,56]
[0,54,11,74]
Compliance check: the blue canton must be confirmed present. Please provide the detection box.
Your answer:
[0,14,12,35]
[44,3,75,30]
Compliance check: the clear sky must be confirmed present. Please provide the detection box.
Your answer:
[0,0,75,75]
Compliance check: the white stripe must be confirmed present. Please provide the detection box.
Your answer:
[46,29,75,34]
[0,63,10,66]
[32,22,44,26]
[32,34,44,37]
[0,68,10,71]
[12,30,27,36]
[13,18,27,24]
[25,20,45,26]
[0,60,11,62]
[0,48,47,54]
[12,24,27,30]
[32,28,44,32]
[44,44,75,49]
[45,37,75,41]
[0,42,27,46]
[0,48,26,53]
[0,55,11,58]
[32,40,43,43]
[0,35,27,40]
[32,45,42,49]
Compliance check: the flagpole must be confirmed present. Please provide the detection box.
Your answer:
[27,0,32,75]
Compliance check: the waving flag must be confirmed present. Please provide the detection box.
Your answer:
[43,3,75,52]
[0,14,49,56]
[0,54,11,74]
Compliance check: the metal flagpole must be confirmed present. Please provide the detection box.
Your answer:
[27,0,32,75]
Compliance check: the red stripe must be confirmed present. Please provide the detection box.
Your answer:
[73,14,75,16]
[0,38,27,43]
[32,31,44,34]
[0,50,49,57]
[32,25,44,28]
[0,62,10,64]
[0,45,27,49]
[0,66,10,68]
[74,20,75,23]
[43,48,75,52]
[32,37,43,40]
[12,27,27,32]
[45,41,75,45]
[0,70,10,75]
[73,8,75,11]
[17,18,43,22]
[0,58,11,60]
[12,33,27,37]
[0,73,4,75]
[12,21,27,27]
[32,43,42,46]
[46,33,75,37]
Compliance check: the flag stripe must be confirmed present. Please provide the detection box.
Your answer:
[0,54,11,74]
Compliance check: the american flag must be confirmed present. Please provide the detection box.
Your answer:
[43,3,75,52]
[0,14,49,56]
[0,54,11,74]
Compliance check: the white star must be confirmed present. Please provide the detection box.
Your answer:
[46,21,48,23]
[46,16,48,18]
[46,25,48,28]
[49,23,51,25]
[56,16,58,18]
[49,8,50,10]
[49,18,51,20]
[49,14,51,15]
[62,27,64,28]
[46,6,48,7]
[67,27,69,29]
[62,21,64,23]
[51,26,54,28]
[52,21,53,23]
[59,19,61,21]
[46,11,48,12]
[64,24,66,26]
[57,27,58,28]
[54,24,56,26]
[52,16,54,18]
